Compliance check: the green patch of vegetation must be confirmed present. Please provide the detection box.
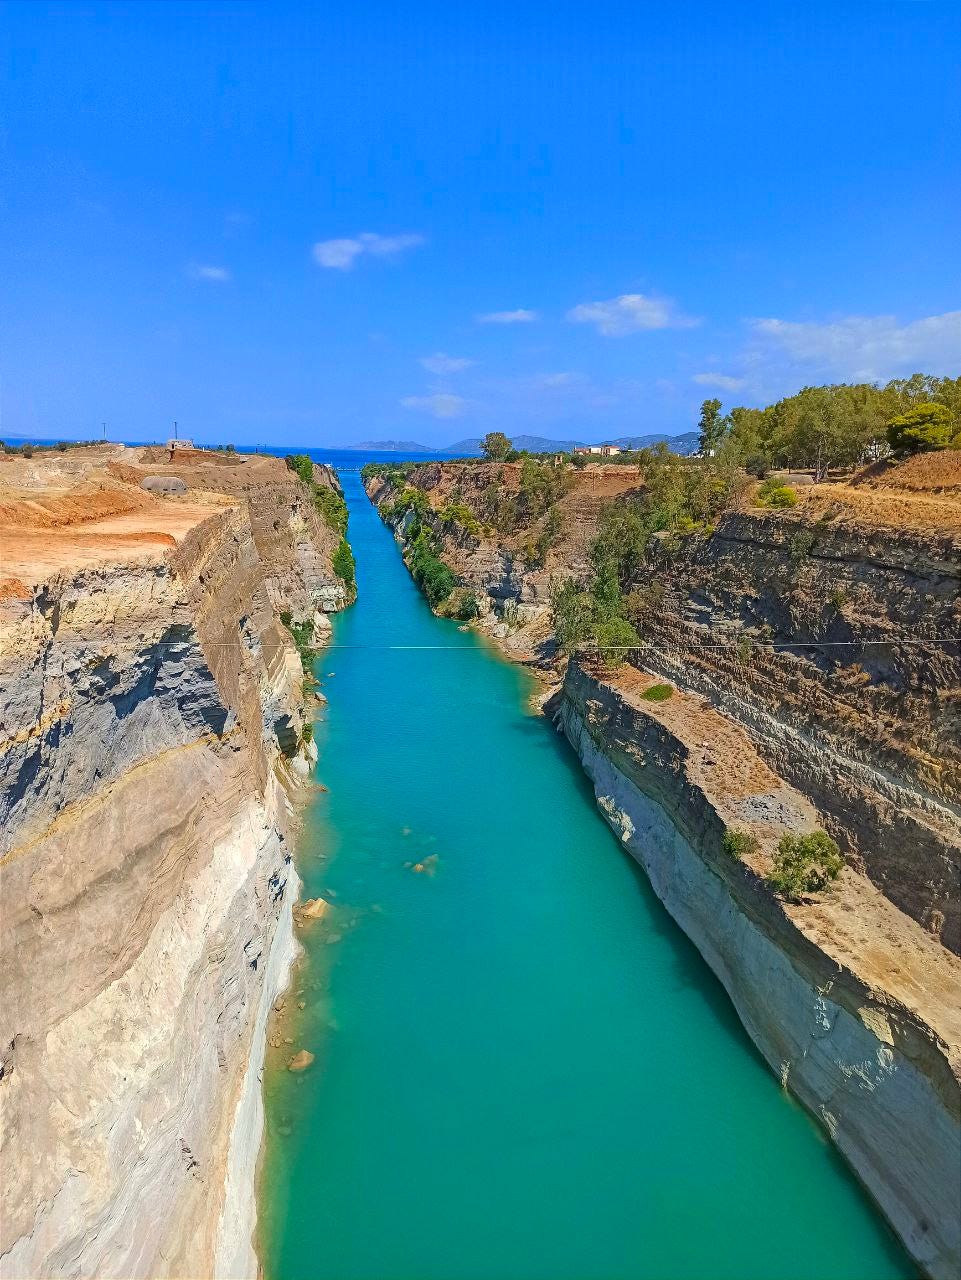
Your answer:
[302,721,314,745]
[332,538,355,586]
[551,449,741,661]
[766,831,844,900]
[361,460,420,482]
[285,453,315,485]
[722,830,759,860]
[481,431,513,461]
[518,456,573,517]
[886,402,958,455]
[285,454,353,556]
[641,683,673,702]
[439,501,481,536]
[756,479,799,509]
[789,532,815,563]
[439,587,480,620]
[314,485,348,534]
[280,610,318,674]
[409,530,457,606]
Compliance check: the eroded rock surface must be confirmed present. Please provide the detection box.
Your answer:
[0,445,349,1278]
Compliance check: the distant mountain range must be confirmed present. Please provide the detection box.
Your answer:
[339,431,700,456]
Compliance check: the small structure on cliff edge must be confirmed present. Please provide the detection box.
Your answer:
[141,475,188,496]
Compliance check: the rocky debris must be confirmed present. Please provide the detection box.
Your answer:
[296,896,330,921]
[287,1049,315,1072]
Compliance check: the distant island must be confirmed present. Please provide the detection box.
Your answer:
[337,440,435,453]
[337,431,700,456]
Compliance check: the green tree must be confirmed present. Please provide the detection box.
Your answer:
[697,399,726,456]
[886,402,957,454]
[481,431,512,461]
[332,538,355,585]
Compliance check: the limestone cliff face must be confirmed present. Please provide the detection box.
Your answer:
[557,662,961,1280]
[0,448,349,1278]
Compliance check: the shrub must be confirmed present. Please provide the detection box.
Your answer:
[442,587,479,620]
[285,453,314,485]
[593,615,640,662]
[332,538,355,585]
[766,831,844,900]
[314,485,348,534]
[281,613,317,674]
[756,479,798,508]
[641,683,673,702]
[886,402,957,454]
[408,532,457,606]
[439,501,481,536]
[722,830,759,860]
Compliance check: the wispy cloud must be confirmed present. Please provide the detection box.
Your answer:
[312,232,425,270]
[476,308,539,324]
[188,263,232,283]
[567,292,698,336]
[419,352,474,375]
[692,372,747,391]
[748,311,961,381]
[401,393,466,419]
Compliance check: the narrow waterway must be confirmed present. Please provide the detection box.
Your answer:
[260,469,909,1280]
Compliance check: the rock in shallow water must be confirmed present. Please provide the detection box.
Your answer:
[287,1049,315,1072]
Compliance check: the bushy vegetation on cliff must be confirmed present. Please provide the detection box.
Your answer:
[370,475,477,617]
[551,450,744,660]
[766,831,844,899]
[286,453,350,534]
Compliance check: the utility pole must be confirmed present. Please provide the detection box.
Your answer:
[174,421,179,441]
[102,422,106,441]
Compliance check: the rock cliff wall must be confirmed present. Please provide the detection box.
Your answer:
[556,661,960,1280]
[0,447,349,1278]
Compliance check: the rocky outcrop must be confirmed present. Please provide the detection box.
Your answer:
[557,661,961,1280]
[0,448,350,1278]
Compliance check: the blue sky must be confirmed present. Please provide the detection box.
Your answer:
[2,1,959,447]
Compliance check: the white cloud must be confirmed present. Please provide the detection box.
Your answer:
[312,232,425,270]
[419,352,474,375]
[567,292,698,336]
[693,373,747,391]
[476,308,539,324]
[188,263,231,282]
[749,311,961,381]
[401,393,466,419]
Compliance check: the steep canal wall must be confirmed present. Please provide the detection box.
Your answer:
[556,661,960,1280]
[0,447,351,1278]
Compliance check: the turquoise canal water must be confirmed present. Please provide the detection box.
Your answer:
[260,470,910,1280]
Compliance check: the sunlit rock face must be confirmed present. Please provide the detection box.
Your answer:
[0,449,348,1279]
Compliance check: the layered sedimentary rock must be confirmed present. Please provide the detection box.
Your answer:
[367,455,961,1277]
[0,446,347,1278]
[556,662,960,1280]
